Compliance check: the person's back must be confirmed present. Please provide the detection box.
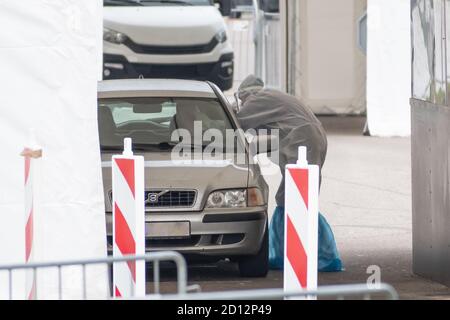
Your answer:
[239,88,322,129]
[237,86,327,205]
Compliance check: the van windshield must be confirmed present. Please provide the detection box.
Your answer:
[104,0,212,6]
[98,97,236,152]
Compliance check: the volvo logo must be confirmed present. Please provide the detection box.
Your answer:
[147,193,159,203]
[145,190,170,205]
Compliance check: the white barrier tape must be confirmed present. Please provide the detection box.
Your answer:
[284,146,319,300]
[112,138,145,298]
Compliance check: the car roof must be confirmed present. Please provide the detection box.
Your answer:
[98,79,217,99]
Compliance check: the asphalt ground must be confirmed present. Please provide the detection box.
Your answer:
[147,116,450,300]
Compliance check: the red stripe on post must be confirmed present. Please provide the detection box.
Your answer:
[288,168,309,209]
[24,154,31,184]
[115,158,135,198]
[115,286,122,297]
[286,215,308,288]
[28,280,36,300]
[114,203,136,282]
[25,210,33,261]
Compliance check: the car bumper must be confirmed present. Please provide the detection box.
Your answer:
[103,53,234,90]
[106,206,267,257]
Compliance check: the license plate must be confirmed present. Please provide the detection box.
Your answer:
[146,222,190,239]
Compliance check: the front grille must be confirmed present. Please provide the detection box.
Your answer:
[146,236,201,248]
[109,189,197,208]
[107,234,245,251]
[123,37,218,55]
[130,62,216,79]
[144,190,196,208]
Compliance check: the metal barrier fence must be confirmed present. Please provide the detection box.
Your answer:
[226,12,255,92]
[259,12,282,90]
[225,2,282,93]
[0,251,399,300]
[0,251,188,300]
[253,0,282,90]
[142,283,399,300]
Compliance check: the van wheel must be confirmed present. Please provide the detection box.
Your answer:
[230,11,242,19]
[238,225,269,277]
[219,0,232,16]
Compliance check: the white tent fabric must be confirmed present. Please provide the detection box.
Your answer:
[0,0,107,299]
[366,0,411,137]
[285,0,367,115]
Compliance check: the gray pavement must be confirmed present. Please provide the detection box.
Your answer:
[151,116,450,300]
[318,116,450,300]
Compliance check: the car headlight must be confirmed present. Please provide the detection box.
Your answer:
[207,189,246,208]
[206,188,264,208]
[214,29,228,43]
[103,28,128,44]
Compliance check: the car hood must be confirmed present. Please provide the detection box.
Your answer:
[101,152,249,212]
[104,6,226,46]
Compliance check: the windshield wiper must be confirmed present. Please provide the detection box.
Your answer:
[133,142,175,150]
[133,142,207,150]
[104,0,144,6]
[101,145,124,151]
[169,142,227,151]
[140,0,194,5]
[102,142,222,152]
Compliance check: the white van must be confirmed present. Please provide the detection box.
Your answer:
[103,0,234,91]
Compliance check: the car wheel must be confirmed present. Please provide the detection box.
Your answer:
[238,224,269,277]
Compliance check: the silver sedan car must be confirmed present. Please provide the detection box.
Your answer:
[98,79,270,277]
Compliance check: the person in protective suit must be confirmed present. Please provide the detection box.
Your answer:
[235,75,343,272]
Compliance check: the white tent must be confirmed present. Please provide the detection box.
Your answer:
[280,0,411,136]
[283,0,367,115]
[0,0,107,299]
[366,0,411,137]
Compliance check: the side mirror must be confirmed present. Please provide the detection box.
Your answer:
[246,134,279,155]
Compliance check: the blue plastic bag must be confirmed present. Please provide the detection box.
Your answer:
[268,206,285,270]
[269,206,343,272]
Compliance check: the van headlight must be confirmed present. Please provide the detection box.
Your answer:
[206,188,264,208]
[214,29,228,43]
[103,28,128,44]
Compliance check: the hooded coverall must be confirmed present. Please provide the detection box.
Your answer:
[235,75,342,272]
[236,76,327,207]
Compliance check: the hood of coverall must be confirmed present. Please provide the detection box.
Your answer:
[237,75,265,103]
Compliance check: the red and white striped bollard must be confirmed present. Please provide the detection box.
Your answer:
[284,146,319,299]
[112,138,145,298]
[20,130,42,300]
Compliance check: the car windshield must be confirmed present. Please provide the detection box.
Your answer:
[98,97,236,152]
[104,0,211,6]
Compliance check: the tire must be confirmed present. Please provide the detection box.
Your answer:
[230,11,242,19]
[238,224,269,277]
[219,0,232,16]
[215,76,233,91]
